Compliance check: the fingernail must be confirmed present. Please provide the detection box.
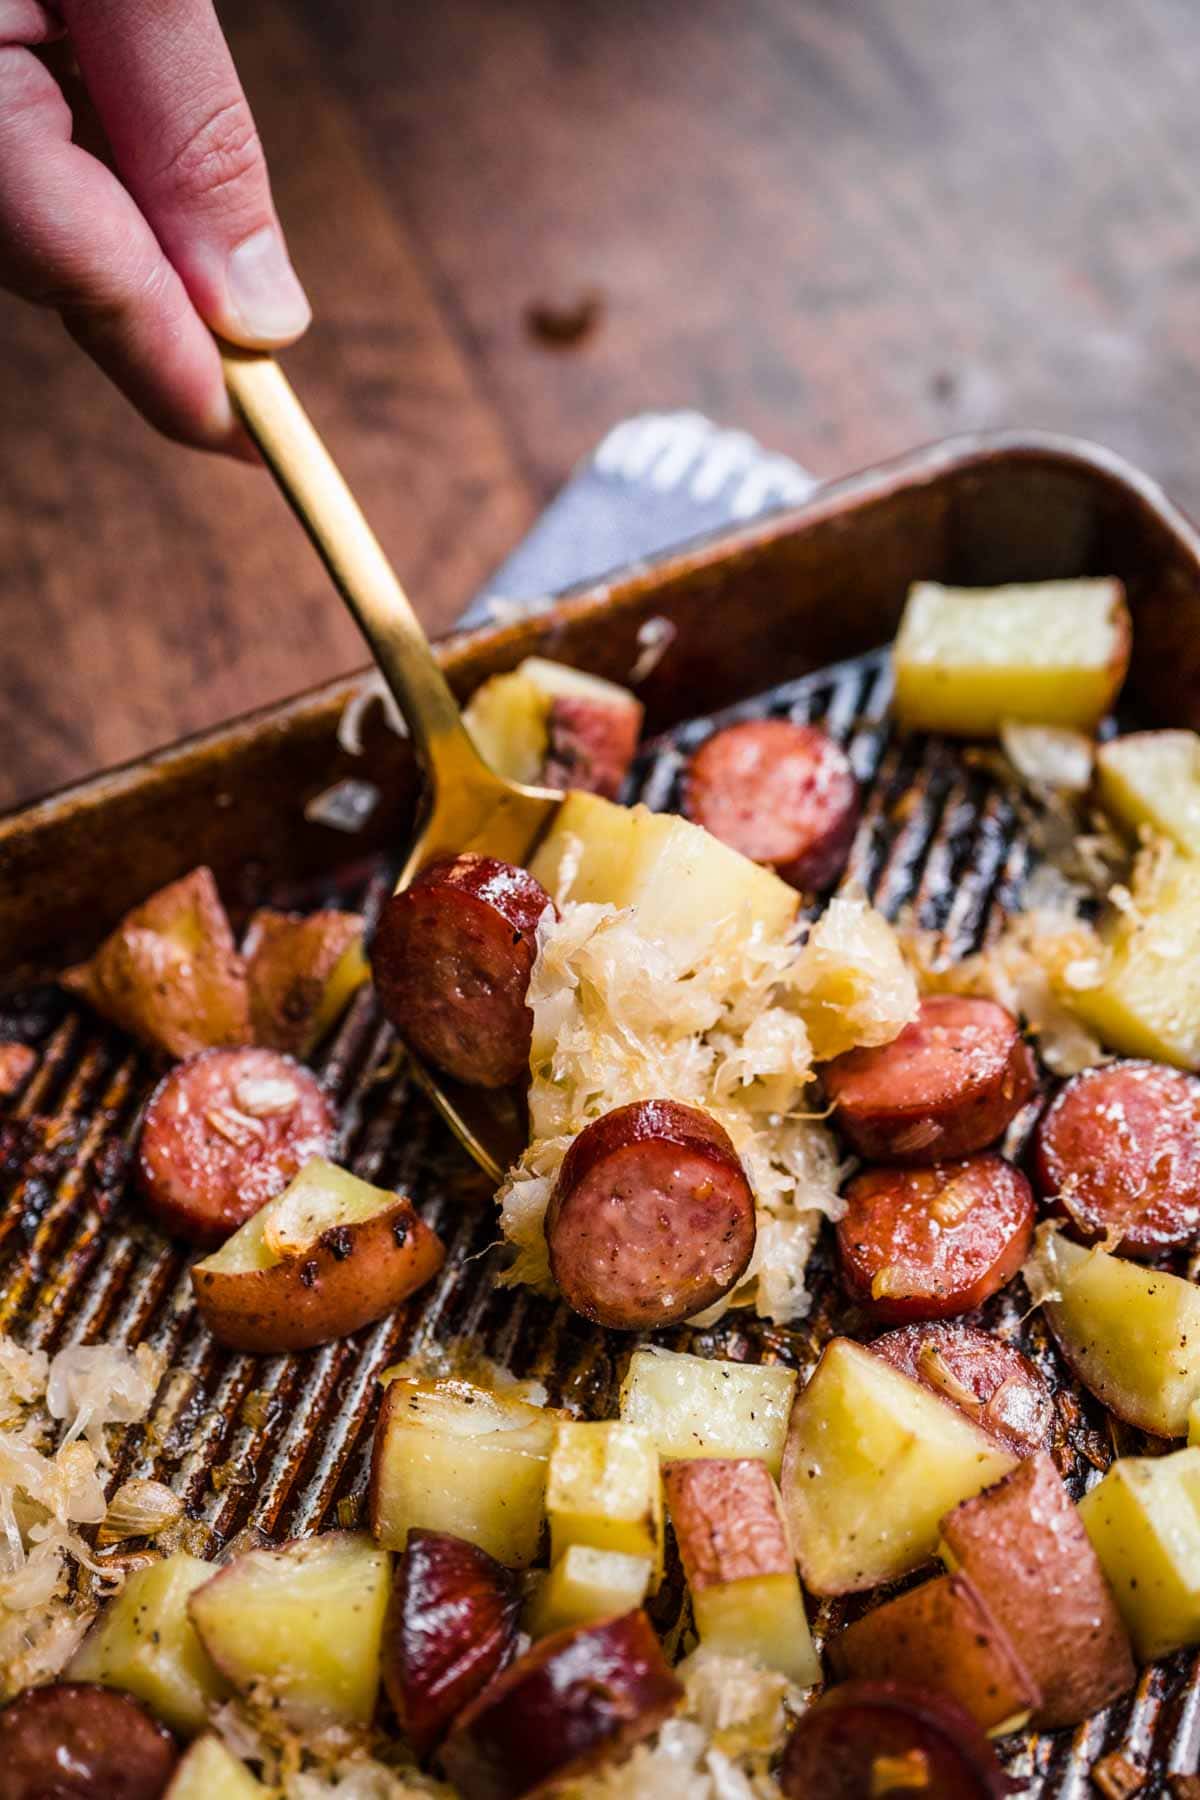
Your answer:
[226,225,311,341]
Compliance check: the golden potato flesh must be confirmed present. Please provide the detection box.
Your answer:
[619,1347,797,1480]
[1072,850,1200,1069]
[1079,1449,1200,1661]
[1096,731,1200,854]
[68,1552,227,1737]
[244,908,368,1056]
[525,1545,653,1638]
[893,578,1130,737]
[188,1531,390,1729]
[1027,1222,1200,1437]
[61,866,250,1058]
[780,1338,1015,1595]
[546,1420,663,1587]
[370,1375,556,1567]
[165,1735,269,1798]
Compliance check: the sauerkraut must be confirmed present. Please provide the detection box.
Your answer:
[497,890,916,1323]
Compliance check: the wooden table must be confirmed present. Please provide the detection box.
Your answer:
[3,0,1198,810]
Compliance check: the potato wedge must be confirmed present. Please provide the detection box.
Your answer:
[664,1456,819,1686]
[166,1735,271,1798]
[525,1545,653,1638]
[546,1420,663,1587]
[618,1346,797,1480]
[68,1552,228,1737]
[528,793,798,950]
[244,908,368,1057]
[940,1453,1134,1727]
[1096,730,1200,854]
[1026,1222,1200,1437]
[188,1532,390,1729]
[1071,848,1200,1069]
[893,578,1130,737]
[191,1158,444,1353]
[830,1572,1037,1734]
[1079,1448,1200,1662]
[61,866,250,1059]
[370,1376,556,1567]
[780,1337,1015,1595]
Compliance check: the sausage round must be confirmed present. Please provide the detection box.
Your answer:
[1033,1058,1200,1256]
[371,854,552,1089]
[822,995,1035,1164]
[870,1321,1053,1457]
[137,1046,335,1245]
[837,1154,1035,1323]
[0,1682,178,1799]
[545,1100,757,1329]
[779,1679,1008,1800]
[683,719,859,891]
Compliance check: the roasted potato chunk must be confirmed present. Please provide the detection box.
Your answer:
[61,866,250,1058]
[165,1734,268,1798]
[619,1346,797,1479]
[525,1545,653,1638]
[546,1420,663,1587]
[1079,1448,1200,1661]
[664,1456,820,1686]
[68,1551,228,1737]
[191,1159,444,1353]
[244,908,368,1056]
[1096,730,1200,854]
[188,1531,390,1729]
[464,656,644,799]
[780,1337,1015,1595]
[1072,848,1200,1069]
[893,577,1130,737]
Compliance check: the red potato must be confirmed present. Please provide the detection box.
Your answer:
[61,866,250,1060]
[137,1047,335,1244]
[837,1155,1034,1323]
[683,717,860,892]
[545,1099,756,1329]
[1033,1059,1200,1256]
[822,995,1035,1164]
[371,854,553,1089]
[939,1453,1135,1729]
[440,1610,682,1800]
[829,1571,1039,1734]
[191,1159,444,1353]
[383,1530,521,1757]
[0,1681,178,1799]
[662,1457,792,1590]
[0,1042,35,1101]
[870,1322,1053,1458]
[780,1679,1009,1800]
[243,908,367,1057]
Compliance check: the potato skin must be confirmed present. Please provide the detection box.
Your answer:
[662,1457,792,1590]
[244,908,366,1056]
[939,1453,1135,1729]
[192,1197,444,1353]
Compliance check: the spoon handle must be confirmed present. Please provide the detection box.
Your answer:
[221,345,485,785]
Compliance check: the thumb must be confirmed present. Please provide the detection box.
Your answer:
[61,0,310,349]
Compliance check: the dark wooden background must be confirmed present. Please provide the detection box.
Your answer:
[3,0,1198,810]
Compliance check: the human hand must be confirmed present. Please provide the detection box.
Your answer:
[0,0,310,455]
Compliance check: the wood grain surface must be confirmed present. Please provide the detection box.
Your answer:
[3,0,1199,809]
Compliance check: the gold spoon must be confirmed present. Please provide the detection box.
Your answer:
[221,346,560,1182]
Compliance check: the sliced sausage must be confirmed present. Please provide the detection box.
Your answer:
[822,995,1035,1164]
[371,854,552,1089]
[837,1155,1035,1323]
[683,718,859,891]
[779,1679,1008,1800]
[137,1046,335,1244]
[542,695,642,800]
[441,1610,682,1800]
[545,1100,756,1329]
[0,1682,178,1799]
[1033,1058,1200,1256]
[870,1321,1053,1457]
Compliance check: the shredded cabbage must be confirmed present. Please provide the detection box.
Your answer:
[498,889,913,1323]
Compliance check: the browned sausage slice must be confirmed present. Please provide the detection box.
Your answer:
[441,1610,682,1800]
[837,1155,1034,1323]
[822,995,1035,1164]
[683,718,860,891]
[870,1321,1053,1457]
[545,1100,756,1329]
[1034,1058,1200,1256]
[542,694,642,800]
[371,854,553,1090]
[779,1679,1008,1800]
[137,1046,335,1244]
[0,1682,178,1799]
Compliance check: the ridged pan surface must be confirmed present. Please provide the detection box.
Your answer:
[1,646,1194,1795]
